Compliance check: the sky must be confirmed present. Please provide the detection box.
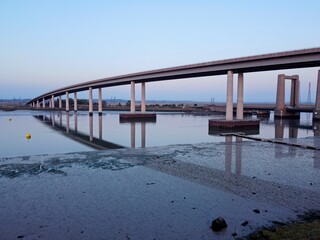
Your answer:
[1,0,320,102]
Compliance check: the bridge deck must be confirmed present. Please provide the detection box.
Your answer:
[27,47,320,104]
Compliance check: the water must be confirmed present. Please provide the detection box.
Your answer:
[0,110,317,158]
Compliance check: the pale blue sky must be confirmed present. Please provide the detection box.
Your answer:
[1,1,319,102]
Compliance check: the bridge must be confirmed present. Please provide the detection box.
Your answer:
[27,47,320,123]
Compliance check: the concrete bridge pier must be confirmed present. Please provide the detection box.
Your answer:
[226,70,234,121]
[313,70,320,121]
[43,98,45,109]
[131,81,136,114]
[36,100,40,108]
[74,92,78,112]
[98,88,103,116]
[141,82,146,113]
[59,96,62,109]
[236,72,244,120]
[209,71,259,132]
[119,81,156,122]
[89,87,93,116]
[51,95,55,109]
[275,74,300,118]
[66,92,70,112]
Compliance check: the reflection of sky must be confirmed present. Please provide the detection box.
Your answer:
[0,110,317,158]
[0,112,93,158]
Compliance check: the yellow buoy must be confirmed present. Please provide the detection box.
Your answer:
[26,133,31,140]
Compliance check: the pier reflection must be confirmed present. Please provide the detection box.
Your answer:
[34,113,124,150]
[273,119,319,168]
[34,112,154,150]
[126,121,149,149]
[224,136,243,177]
[119,117,155,149]
[221,119,320,175]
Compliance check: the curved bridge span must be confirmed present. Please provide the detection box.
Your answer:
[27,47,320,120]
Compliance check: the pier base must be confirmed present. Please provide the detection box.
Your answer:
[208,119,260,135]
[274,109,300,119]
[119,113,156,123]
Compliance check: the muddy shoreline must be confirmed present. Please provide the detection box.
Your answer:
[0,138,319,239]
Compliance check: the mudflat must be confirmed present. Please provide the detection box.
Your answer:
[0,137,319,239]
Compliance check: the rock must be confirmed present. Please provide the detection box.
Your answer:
[253,209,260,214]
[241,221,249,226]
[211,217,228,232]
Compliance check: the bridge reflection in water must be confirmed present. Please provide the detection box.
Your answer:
[34,113,125,150]
[34,111,319,169]
[34,112,156,150]
[222,136,319,184]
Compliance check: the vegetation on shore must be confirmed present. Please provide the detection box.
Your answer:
[243,211,320,240]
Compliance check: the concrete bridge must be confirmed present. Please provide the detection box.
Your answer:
[27,47,320,123]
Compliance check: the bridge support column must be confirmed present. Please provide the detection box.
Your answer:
[89,87,93,116]
[226,70,234,121]
[290,75,300,107]
[43,98,45,108]
[32,102,35,108]
[208,70,259,133]
[141,82,146,113]
[313,70,320,121]
[236,72,244,120]
[59,96,62,109]
[275,74,285,117]
[131,81,136,113]
[36,100,39,108]
[66,92,69,112]
[98,88,102,115]
[275,74,300,118]
[51,95,55,109]
[119,81,155,122]
[74,92,78,112]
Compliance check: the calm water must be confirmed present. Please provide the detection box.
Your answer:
[0,110,317,158]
